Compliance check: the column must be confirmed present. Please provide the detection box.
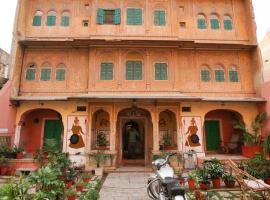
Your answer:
[14,124,22,147]
[153,107,159,152]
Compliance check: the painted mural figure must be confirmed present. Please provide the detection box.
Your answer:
[185,118,201,147]
[69,117,85,149]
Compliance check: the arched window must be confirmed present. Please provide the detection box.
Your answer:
[47,11,57,26]
[25,63,36,81]
[210,14,220,30]
[197,14,207,29]
[201,66,211,82]
[223,15,233,30]
[56,64,66,81]
[32,11,43,26]
[229,66,239,82]
[40,62,51,81]
[155,63,168,80]
[215,65,225,82]
[61,11,70,27]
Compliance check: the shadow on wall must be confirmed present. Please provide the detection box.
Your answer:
[0,81,17,144]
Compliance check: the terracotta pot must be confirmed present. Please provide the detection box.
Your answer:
[241,145,263,158]
[264,177,270,185]
[0,166,9,176]
[97,146,107,150]
[66,181,73,189]
[67,196,76,200]
[188,179,196,190]
[83,178,90,183]
[212,178,221,189]
[200,182,210,190]
[16,152,23,159]
[224,180,236,188]
[76,186,84,192]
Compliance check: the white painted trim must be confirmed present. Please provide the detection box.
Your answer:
[0,128,8,134]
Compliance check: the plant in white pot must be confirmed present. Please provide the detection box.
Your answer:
[88,150,110,176]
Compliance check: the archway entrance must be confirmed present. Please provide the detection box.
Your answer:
[116,107,153,166]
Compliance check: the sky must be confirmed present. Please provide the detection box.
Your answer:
[0,0,270,53]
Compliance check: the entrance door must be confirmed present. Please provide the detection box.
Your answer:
[43,120,63,150]
[205,120,221,151]
[122,120,145,160]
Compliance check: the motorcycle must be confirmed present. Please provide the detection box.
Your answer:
[147,153,186,200]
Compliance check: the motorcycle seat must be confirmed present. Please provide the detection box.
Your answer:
[161,177,176,185]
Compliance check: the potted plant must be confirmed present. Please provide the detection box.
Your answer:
[222,173,236,188]
[66,169,78,188]
[88,151,110,176]
[163,134,172,150]
[76,179,86,192]
[13,146,24,159]
[96,131,109,150]
[82,172,92,183]
[234,112,266,158]
[204,159,224,189]
[65,187,77,200]
[0,156,9,176]
[196,168,210,190]
[237,160,246,171]
[187,170,197,190]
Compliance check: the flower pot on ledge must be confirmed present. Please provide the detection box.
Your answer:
[241,145,263,158]
[212,177,221,189]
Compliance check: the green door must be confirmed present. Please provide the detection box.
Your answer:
[43,120,63,150]
[205,120,221,151]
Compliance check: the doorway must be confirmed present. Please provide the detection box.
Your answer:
[122,120,145,160]
[43,119,63,151]
[205,120,221,152]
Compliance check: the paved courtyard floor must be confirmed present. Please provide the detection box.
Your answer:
[99,172,151,200]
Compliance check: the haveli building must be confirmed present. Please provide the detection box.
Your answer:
[8,0,265,169]
[0,48,9,89]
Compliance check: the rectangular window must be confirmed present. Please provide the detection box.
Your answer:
[201,70,210,82]
[215,70,225,82]
[97,9,121,25]
[210,19,220,29]
[197,19,206,29]
[100,63,113,80]
[56,69,66,81]
[224,20,232,30]
[41,68,51,81]
[61,16,70,27]
[229,71,239,82]
[47,16,56,26]
[33,16,42,26]
[155,63,168,80]
[126,61,142,80]
[154,10,166,26]
[127,8,142,25]
[26,69,36,80]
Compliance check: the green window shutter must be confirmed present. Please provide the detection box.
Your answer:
[97,8,104,24]
[32,16,42,26]
[126,61,134,80]
[215,70,225,82]
[211,19,220,30]
[47,16,56,26]
[197,19,206,29]
[61,16,70,27]
[56,69,66,81]
[100,63,113,80]
[155,63,167,80]
[114,9,121,25]
[224,19,232,30]
[127,8,142,25]
[41,68,51,81]
[134,61,142,80]
[26,69,36,80]
[201,70,210,82]
[229,71,238,82]
[154,10,166,26]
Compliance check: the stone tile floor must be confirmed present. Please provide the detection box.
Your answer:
[99,172,151,200]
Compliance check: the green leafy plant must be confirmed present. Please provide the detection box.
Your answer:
[163,133,171,146]
[13,146,24,154]
[88,151,111,168]
[222,173,236,182]
[82,172,92,179]
[0,155,8,166]
[65,187,76,197]
[79,182,101,200]
[246,154,270,180]
[196,168,210,184]
[96,131,109,147]
[264,134,270,154]
[204,159,224,179]
[188,170,197,180]
[234,112,267,146]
